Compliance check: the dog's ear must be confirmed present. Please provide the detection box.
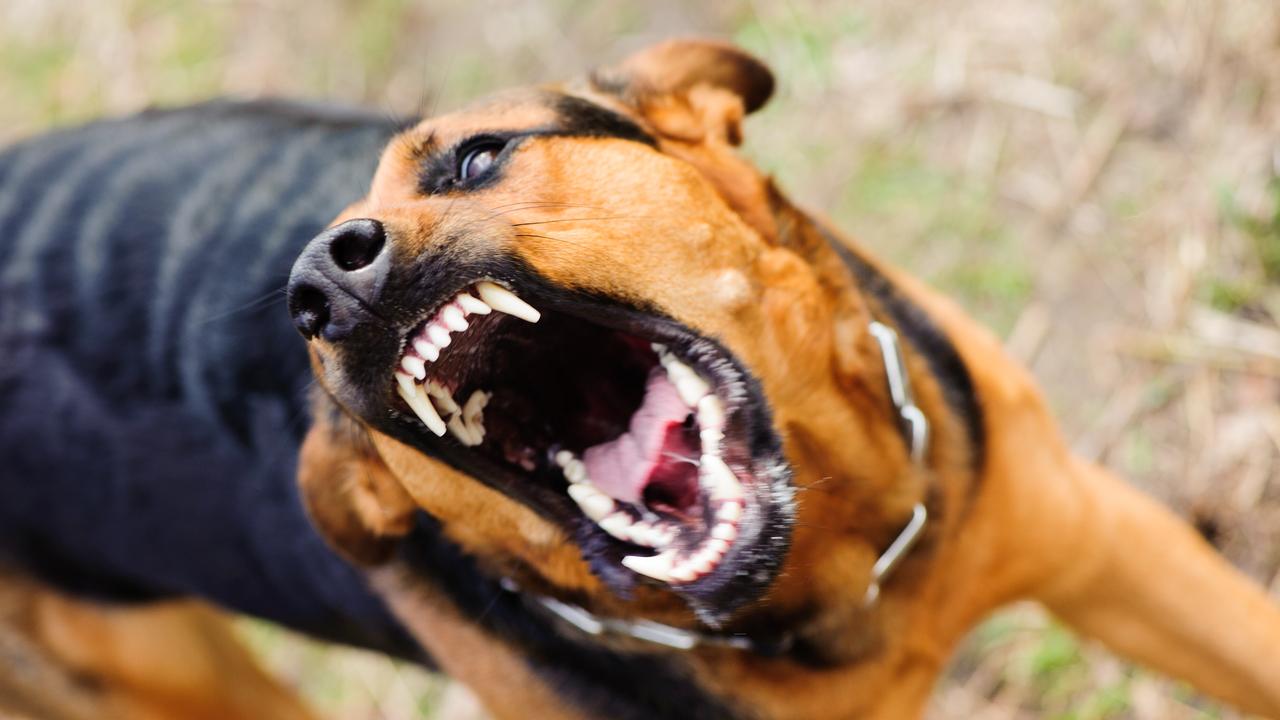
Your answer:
[298,400,416,565]
[592,38,774,145]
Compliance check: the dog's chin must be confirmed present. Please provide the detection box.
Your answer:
[346,274,794,623]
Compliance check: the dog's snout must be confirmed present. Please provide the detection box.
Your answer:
[287,218,391,341]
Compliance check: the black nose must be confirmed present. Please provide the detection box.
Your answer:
[287,218,390,340]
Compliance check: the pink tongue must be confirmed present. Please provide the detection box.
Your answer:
[582,370,693,504]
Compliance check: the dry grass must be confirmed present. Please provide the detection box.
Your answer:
[3,0,1278,717]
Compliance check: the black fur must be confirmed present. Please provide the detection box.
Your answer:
[0,100,421,658]
[415,92,655,195]
[398,513,748,720]
[0,98,753,719]
[822,232,987,471]
[548,93,657,147]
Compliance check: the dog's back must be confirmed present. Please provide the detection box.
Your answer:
[0,100,417,655]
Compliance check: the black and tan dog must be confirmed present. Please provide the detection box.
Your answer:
[1,40,1278,719]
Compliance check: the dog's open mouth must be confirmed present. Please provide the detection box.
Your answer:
[381,278,791,611]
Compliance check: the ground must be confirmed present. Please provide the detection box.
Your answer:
[2,0,1277,718]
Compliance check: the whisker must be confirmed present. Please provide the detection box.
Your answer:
[196,287,287,325]
[510,216,643,227]
[484,201,608,221]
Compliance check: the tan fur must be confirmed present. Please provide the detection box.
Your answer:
[0,570,315,720]
[296,39,1280,719]
[16,39,1279,719]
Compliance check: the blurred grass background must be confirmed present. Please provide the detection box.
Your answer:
[3,0,1278,718]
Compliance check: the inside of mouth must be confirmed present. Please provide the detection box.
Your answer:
[393,286,747,584]
[402,308,693,495]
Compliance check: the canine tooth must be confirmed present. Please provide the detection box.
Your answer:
[395,371,416,393]
[400,354,426,380]
[555,450,574,467]
[711,522,737,542]
[700,454,743,501]
[650,342,667,355]
[427,324,452,348]
[424,382,461,416]
[598,512,634,540]
[567,483,614,521]
[676,378,709,407]
[696,395,725,429]
[412,338,440,362]
[621,550,676,582]
[447,414,481,446]
[441,305,469,332]
[476,281,540,323]
[456,293,492,315]
[396,374,446,436]
[717,501,743,523]
[665,359,709,406]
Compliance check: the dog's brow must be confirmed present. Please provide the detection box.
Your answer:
[546,93,656,147]
[404,129,440,163]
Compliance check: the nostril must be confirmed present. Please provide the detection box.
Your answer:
[329,219,386,272]
[288,284,331,339]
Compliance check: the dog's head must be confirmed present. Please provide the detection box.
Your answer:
[287,39,931,634]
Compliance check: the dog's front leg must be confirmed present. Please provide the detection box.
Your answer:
[1035,460,1280,717]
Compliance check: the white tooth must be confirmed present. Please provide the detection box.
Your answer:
[668,561,699,583]
[425,382,461,416]
[711,523,737,542]
[598,512,634,540]
[706,538,730,556]
[718,500,743,523]
[476,281,540,323]
[427,324,452,348]
[701,454,743,501]
[395,371,416,393]
[441,305,469,332]
[696,394,725,429]
[567,483,614,521]
[555,450,574,467]
[462,390,489,424]
[699,428,724,452]
[563,459,587,484]
[456,293,492,315]
[622,550,677,582]
[650,342,667,355]
[396,374,446,436]
[665,359,709,406]
[400,354,426,380]
[687,549,717,574]
[412,338,440,362]
[627,521,657,547]
[447,414,481,446]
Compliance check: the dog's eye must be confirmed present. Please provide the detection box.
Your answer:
[458,141,505,183]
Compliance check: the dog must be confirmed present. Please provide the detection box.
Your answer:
[2,39,1278,719]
